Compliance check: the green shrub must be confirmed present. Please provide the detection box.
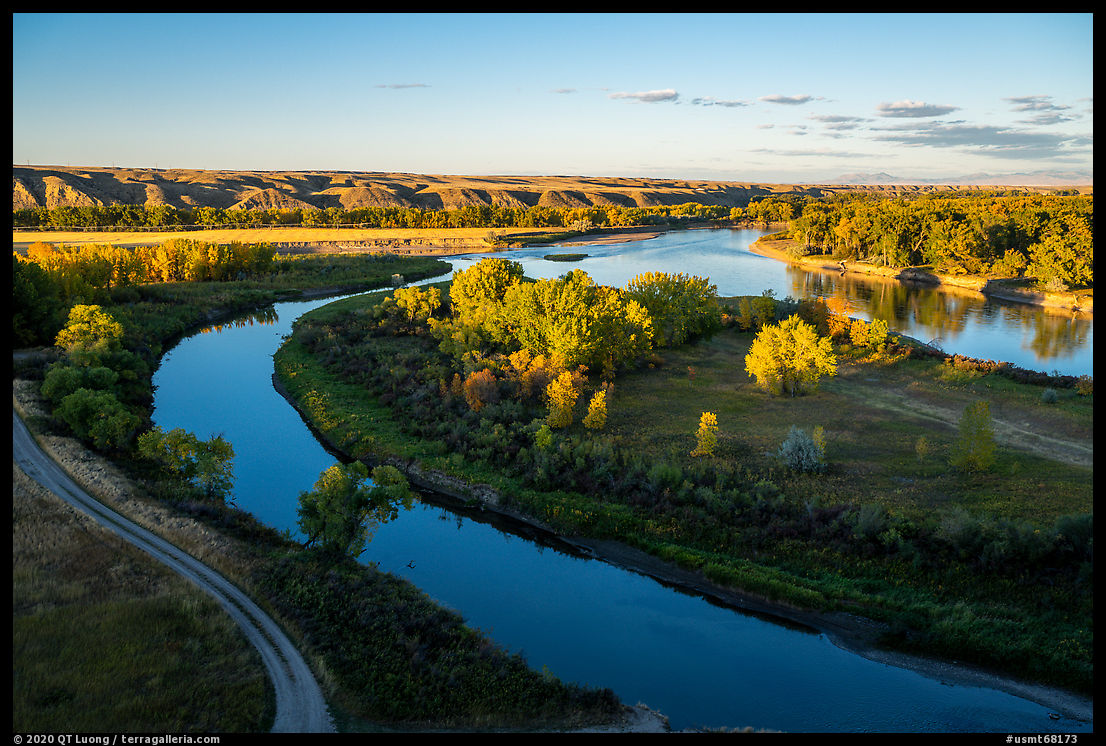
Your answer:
[951,401,996,473]
[776,425,826,473]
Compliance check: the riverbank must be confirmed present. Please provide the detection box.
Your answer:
[14,370,656,733]
[749,237,1093,314]
[12,258,657,732]
[271,319,1092,726]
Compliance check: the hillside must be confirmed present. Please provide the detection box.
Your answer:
[13,166,1085,213]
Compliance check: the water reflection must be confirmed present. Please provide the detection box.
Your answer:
[197,305,280,335]
[784,268,1092,367]
[472,229,1091,376]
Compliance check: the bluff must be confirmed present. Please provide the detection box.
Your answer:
[11,166,1030,213]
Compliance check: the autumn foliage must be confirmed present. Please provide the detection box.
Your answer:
[745,315,838,397]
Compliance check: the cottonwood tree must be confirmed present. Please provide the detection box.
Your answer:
[545,370,585,429]
[501,269,652,374]
[55,304,125,365]
[625,271,720,348]
[137,426,236,501]
[297,462,413,558]
[744,315,837,397]
[582,387,609,430]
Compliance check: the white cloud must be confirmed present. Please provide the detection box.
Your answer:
[609,89,679,103]
[759,94,815,105]
[690,97,751,107]
[1004,95,1070,112]
[876,100,960,118]
[809,114,868,131]
[870,121,1089,160]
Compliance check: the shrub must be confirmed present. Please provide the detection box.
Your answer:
[582,388,609,430]
[951,401,996,473]
[848,319,871,347]
[914,435,931,463]
[41,363,119,404]
[54,388,141,452]
[853,503,890,543]
[776,425,826,473]
[690,412,719,457]
[533,423,554,451]
[545,370,585,429]
[462,368,500,411]
[1075,375,1093,396]
[1041,387,1059,404]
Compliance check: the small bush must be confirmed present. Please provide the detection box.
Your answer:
[462,368,499,412]
[951,401,996,474]
[776,425,826,473]
[690,412,719,457]
[582,388,609,430]
[1075,375,1093,396]
[914,436,931,463]
[1041,387,1059,404]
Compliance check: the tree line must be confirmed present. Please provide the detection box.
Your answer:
[13,201,737,231]
[786,192,1093,289]
[21,239,278,288]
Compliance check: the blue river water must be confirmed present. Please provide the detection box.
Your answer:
[150,229,1092,732]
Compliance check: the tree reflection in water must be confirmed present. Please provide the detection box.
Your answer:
[785,267,1091,368]
[198,305,280,335]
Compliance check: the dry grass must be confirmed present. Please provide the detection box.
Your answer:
[12,461,271,732]
[12,225,559,250]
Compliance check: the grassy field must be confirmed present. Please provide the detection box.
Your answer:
[274,286,1093,694]
[12,226,570,251]
[12,463,271,732]
[604,329,1093,524]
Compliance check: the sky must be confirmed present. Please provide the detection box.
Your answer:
[11,13,1094,184]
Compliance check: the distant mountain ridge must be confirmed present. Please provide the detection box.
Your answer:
[12,165,1091,213]
[828,170,1092,186]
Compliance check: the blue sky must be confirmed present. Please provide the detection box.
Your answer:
[12,13,1094,183]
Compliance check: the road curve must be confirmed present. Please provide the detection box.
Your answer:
[13,408,335,733]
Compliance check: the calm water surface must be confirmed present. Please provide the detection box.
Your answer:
[151,230,1091,732]
[455,228,1092,377]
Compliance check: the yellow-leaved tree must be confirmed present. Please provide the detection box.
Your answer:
[744,315,837,397]
[582,387,609,430]
[545,370,585,429]
[690,412,719,457]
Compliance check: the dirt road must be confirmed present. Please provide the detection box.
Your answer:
[12,408,335,733]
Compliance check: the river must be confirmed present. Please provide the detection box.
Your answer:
[150,228,1092,732]
[464,228,1091,378]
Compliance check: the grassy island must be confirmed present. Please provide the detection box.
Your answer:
[274,260,1092,699]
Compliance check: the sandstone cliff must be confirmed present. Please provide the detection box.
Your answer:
[13,165,1031,214]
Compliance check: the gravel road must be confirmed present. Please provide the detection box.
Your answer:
[13,408,335,733]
